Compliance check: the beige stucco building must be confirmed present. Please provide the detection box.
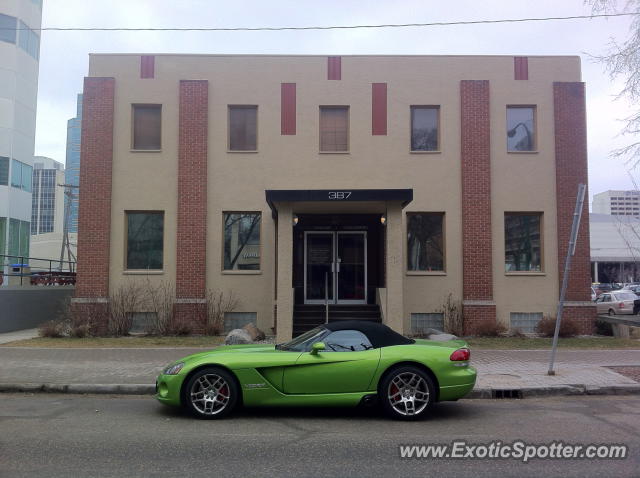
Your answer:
[73,54,595,340]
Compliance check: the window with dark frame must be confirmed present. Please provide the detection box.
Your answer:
[320,106,349,152]
[229,106,257,151]
[132,105,162,150]
[224,212,261,271]
[507,106,536,152]
[504,213,542,272]
[126,212,164,270]
[411,106,439,151]
[0,157,9,185]
[407,213,445,272]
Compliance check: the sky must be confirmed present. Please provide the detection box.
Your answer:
[34,0,639,206]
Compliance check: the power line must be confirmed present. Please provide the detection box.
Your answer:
[0,12,637,32]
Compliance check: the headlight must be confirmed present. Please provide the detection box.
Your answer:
[163,362,184,375]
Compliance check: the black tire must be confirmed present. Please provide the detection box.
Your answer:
[379,365,435,421]
[608,309,615,316]
[183,367,239,419]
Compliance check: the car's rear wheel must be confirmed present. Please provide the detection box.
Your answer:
[380,366,435,421]
[608,309,615,316]
[184,367,238,419]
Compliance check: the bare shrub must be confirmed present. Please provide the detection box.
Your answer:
[440,293,464,336]
[142,279,175,335]
[474,322,508,337]
[69,322,91,338]
[109,283,144,336]
[167,319,195,336]
[204,289,240,335]
[38,320,66,338]
[536,315,579,338]
[508,328,527,338]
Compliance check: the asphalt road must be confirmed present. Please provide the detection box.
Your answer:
[0,395,638,478]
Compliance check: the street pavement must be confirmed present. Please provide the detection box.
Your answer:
[0,394,638,477]
[0,346,638,395]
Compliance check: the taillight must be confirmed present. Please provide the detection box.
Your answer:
[619,302,625,308]
[450,348,470,361]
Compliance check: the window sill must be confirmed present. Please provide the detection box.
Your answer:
[222,270,262,275]
[410,150,441,155]
[505,271,546,276]
[123,270,164,275]
[319,151,350,155]
[406,271,447,276]
[507,151,539,154]
[130,149,162,153]
[227,150,258,154]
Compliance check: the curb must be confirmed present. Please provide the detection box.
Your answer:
[0,383,155,395]
[468,384,640,399]
[0,382,639,398]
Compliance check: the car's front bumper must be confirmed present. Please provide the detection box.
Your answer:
[155,374,183,407]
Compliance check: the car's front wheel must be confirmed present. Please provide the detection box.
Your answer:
[184,367,239,419]
[379,366,435,421]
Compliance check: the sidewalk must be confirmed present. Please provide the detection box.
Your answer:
[0,345,638,397]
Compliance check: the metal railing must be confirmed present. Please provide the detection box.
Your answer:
[0,254,76,287]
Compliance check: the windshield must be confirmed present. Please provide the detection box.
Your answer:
[277,327,328,352]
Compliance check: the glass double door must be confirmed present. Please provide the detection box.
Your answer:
[304,231,367,304]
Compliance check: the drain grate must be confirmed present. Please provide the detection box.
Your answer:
[492,389,523,399]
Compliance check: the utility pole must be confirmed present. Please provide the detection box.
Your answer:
[58,183,78,271]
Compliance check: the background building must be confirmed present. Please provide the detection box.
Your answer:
[590,213,640,284]
[592,190,640,217]
[64,94,82,233]
[74,54,595,339]
[0,0,42,269]
[29,156,75,263]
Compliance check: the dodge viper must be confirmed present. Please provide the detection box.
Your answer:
[155,320,476,420]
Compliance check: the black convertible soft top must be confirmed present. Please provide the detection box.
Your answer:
[324,320,415,348]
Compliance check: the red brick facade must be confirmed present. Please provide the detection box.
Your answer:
[72,77,115,331]
[553,82,597,333]
[74,77,115,299]
[174,80,209,329]
[460,80,496,333]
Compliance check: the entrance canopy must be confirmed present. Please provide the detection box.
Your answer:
[265,189,413,218]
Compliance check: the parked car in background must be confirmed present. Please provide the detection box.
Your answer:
[594,291,640,315]
[591,287,597,301]
[622,284,640,295]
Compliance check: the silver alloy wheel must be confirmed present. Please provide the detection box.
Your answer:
[387,372,430,416]
[189,373,231,416]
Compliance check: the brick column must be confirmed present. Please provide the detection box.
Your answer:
[72,77,115,333]
[460,80,496,334]
[174,80,209,332]
[554,82,597,334]
[275,204,294,342]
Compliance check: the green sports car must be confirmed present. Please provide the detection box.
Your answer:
[155,320,476,420]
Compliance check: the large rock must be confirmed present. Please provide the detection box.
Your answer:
[242,322,265,341]
[427,332,458,342]
[225,328,252,345]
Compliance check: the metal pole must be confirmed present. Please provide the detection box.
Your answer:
[548,183,586,375]
[325,272,329,324]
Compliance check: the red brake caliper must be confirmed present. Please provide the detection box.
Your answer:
[390,384,399,402]
[219,385,228,398]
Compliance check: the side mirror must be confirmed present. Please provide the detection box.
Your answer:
[310,342,325,355]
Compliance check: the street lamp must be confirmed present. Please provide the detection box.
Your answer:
[507,122,533,151]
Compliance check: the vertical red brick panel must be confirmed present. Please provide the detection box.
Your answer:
[327,56,341,80]
[514,57,528,80]
[75,77,115,302]
[176,80,208,305]
[460,80,496,333]
[372,83,387,135]
[554,82,596,332]
[175,80,209,329]
[281,83,296,135]
[140,55,155,79]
